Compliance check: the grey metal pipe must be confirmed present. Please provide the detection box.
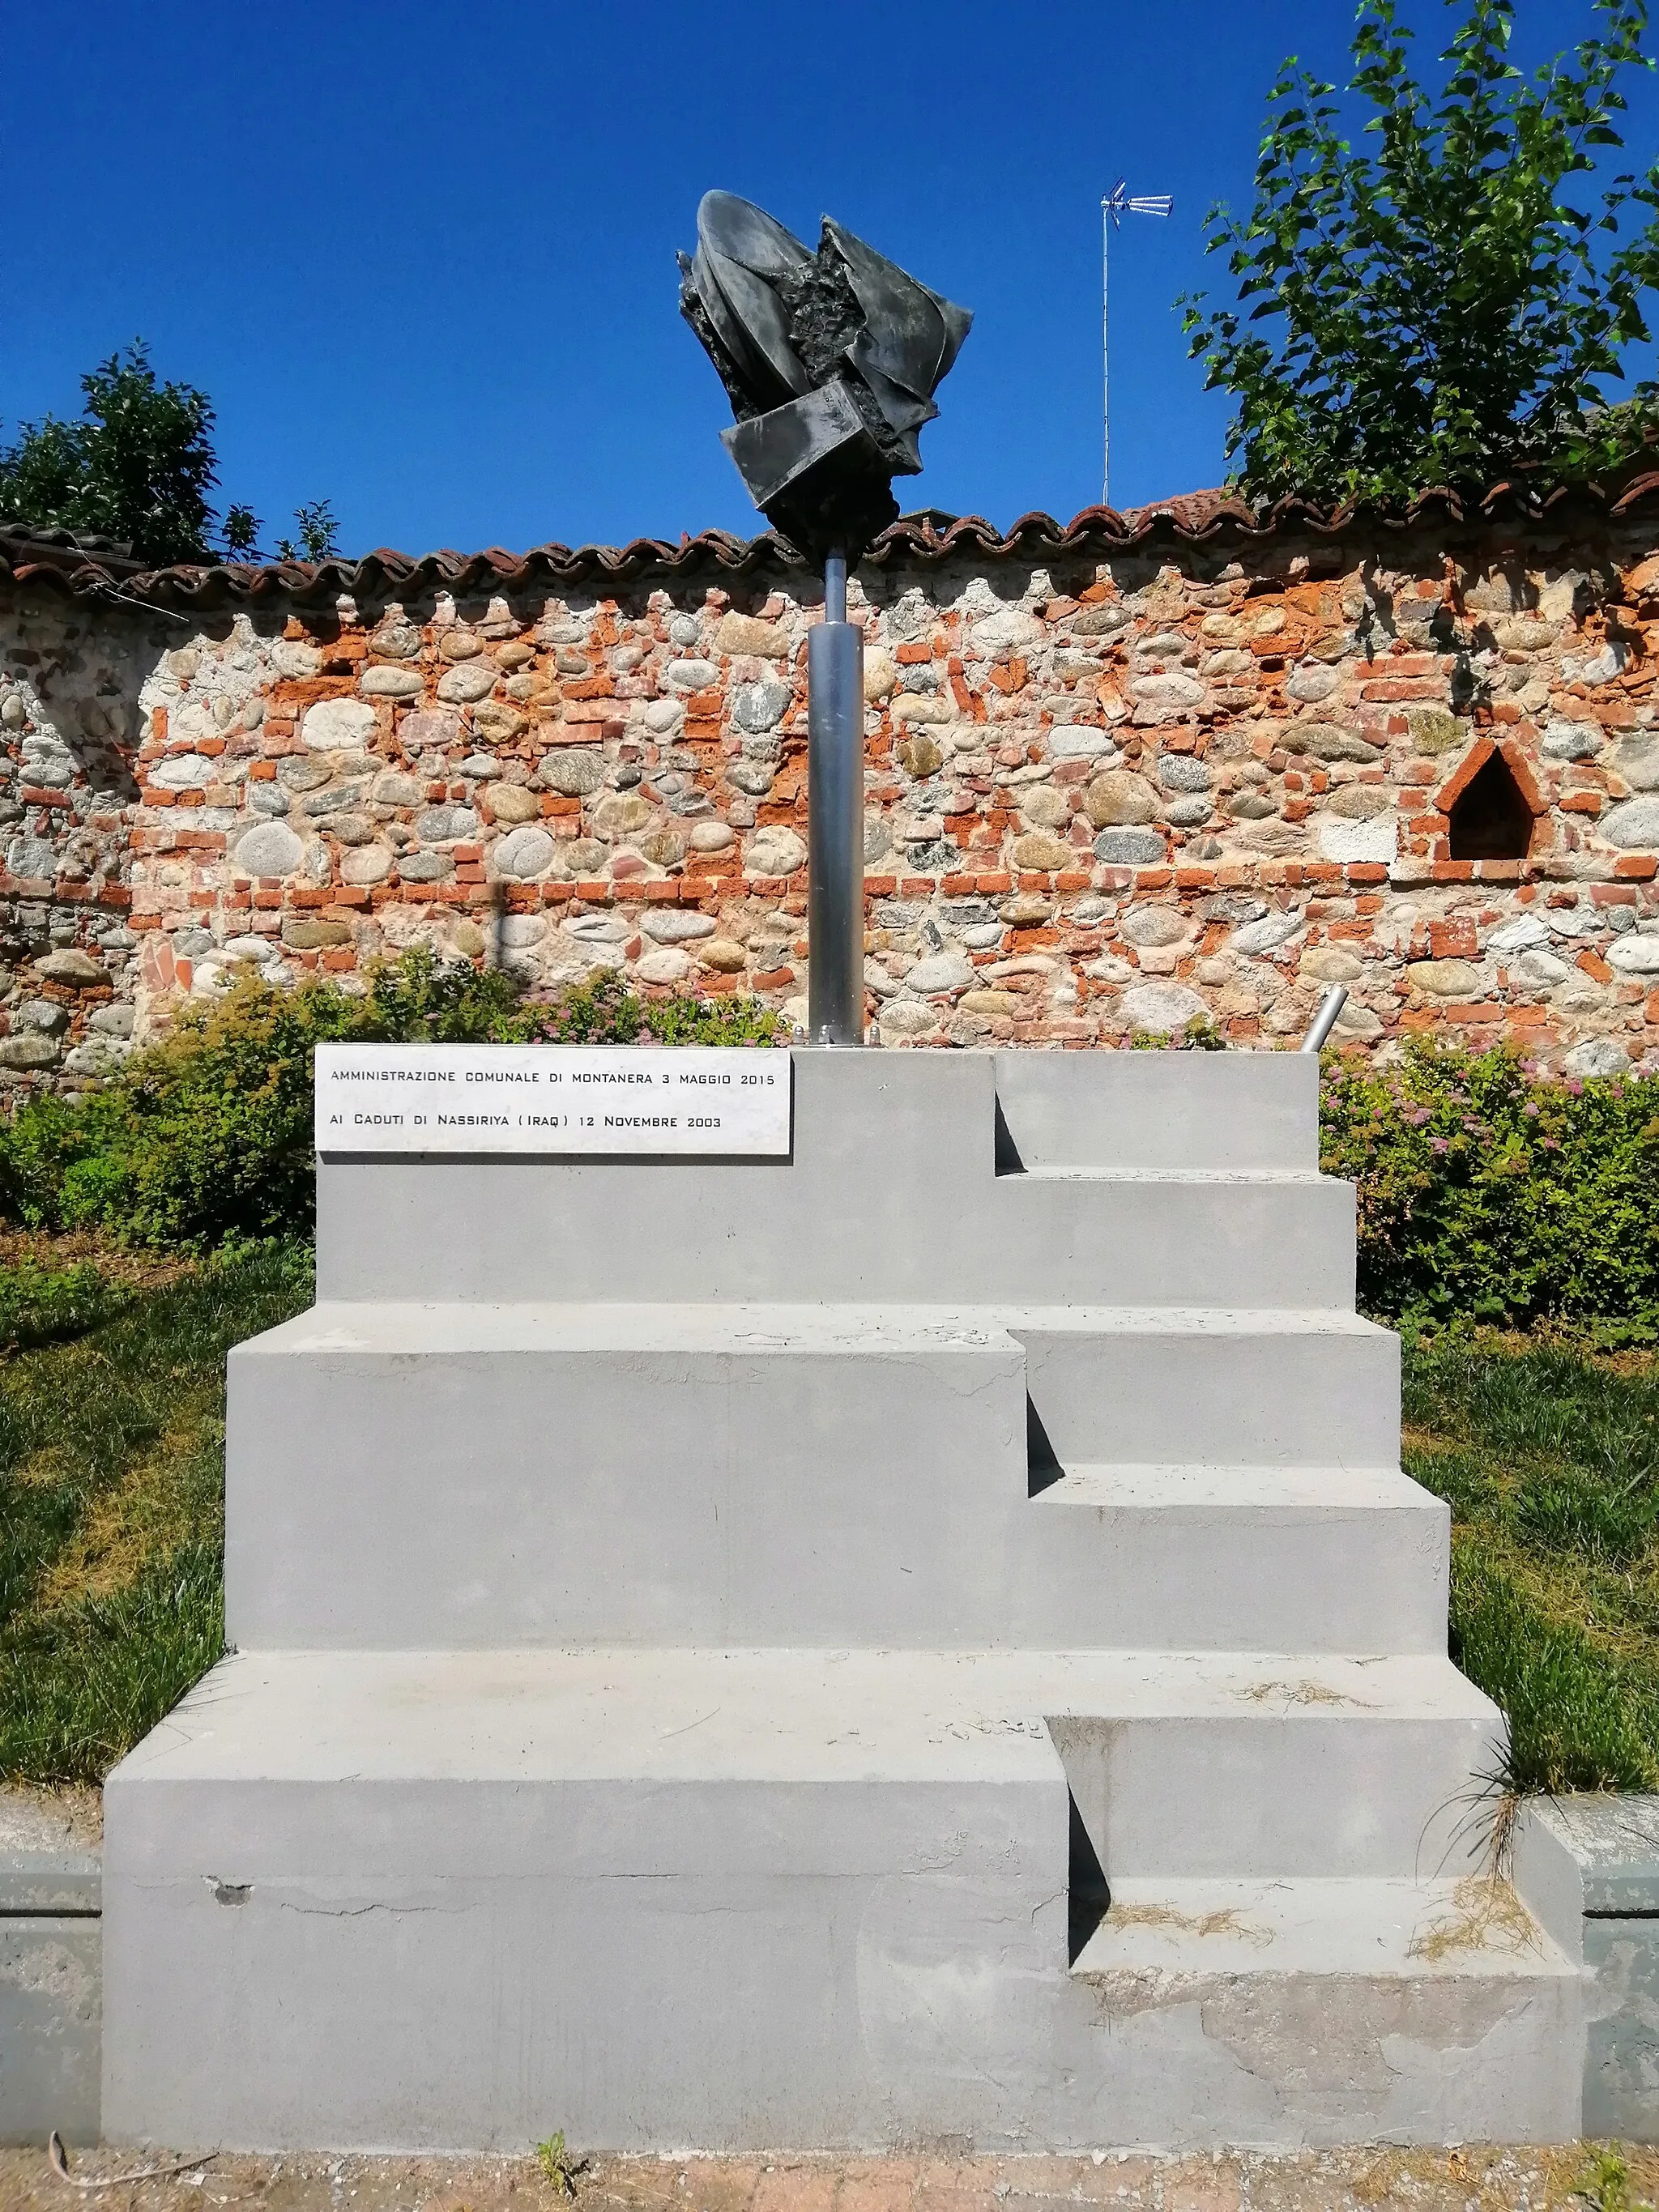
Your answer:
[1300,985,1349,1054]
[807,554,864,1045]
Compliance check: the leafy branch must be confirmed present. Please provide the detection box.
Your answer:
[1180,0,1659,503]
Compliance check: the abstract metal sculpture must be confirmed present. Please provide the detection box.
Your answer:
[680,192,972,1044]
[678,190,972,563]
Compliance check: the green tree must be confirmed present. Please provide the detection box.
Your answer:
[1180,0,1659,504]
[2,343,340,566]
[0,342,220,565]
[221,504,263,560]
[275,498,341,562]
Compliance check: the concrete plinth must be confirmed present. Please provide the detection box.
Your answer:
[103,1049,1583,2149]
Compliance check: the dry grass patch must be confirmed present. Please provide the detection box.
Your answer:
[1407,1876,1540,1963]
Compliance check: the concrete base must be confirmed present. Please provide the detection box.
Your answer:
[102,1048,1584,2148]
[0,1791,101,2147]
[104,1648,1572,2152]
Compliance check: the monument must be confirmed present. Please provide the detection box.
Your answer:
[680,190,971,1045]
[96,202,1584,2153]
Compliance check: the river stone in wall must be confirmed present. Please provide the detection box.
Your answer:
[235,821,305,876]
[489,827,557,880]
[303,700,378,751]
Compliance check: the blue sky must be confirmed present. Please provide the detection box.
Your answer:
[5,2,1656,556]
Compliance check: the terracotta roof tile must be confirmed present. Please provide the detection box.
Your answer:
[6,470,1659,612]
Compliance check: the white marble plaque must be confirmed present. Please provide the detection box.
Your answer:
[314,1043,792,1156]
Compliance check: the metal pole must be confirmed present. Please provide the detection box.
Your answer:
[1300,985,1349,1054]
[1101,198,1110,508]
[807,548,864,1045]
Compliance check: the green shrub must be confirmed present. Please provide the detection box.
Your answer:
[0,951,778,1252]
[1320,1040,1659,1339]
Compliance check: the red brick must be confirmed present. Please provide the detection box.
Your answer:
[1362,677,1444,701]
[1354,653,1440,680]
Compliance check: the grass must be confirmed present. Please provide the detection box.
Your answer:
[1404,1328,1659,1794]
[0,1240,312,1785]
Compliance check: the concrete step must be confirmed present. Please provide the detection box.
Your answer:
[1069,1876,1580,2146]
[112,1645,1500,1890]
[1042,1648,1499,1881]
[103,1647,1544,2151]
[1017,1306,1398,1471]
[317,1048,1352,1307]
[228,1304,1428,1652]
[1020,1464,1447,1654]
[992,1047,1316,1174]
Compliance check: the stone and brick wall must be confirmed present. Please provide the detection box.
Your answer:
[6,492,1659,1085]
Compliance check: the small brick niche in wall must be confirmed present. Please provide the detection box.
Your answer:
[1448,748,1537,861]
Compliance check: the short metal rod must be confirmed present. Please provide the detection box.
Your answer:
[807,548,864,1045]
[1300,985,1349,1054]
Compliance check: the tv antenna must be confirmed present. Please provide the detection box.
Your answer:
[1102,180,1174,508]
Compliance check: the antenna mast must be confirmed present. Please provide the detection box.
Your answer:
[1101,180,1174,509]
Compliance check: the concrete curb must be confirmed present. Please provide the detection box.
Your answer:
[0,1788,101,2146]
[1516,1794,1659,2142]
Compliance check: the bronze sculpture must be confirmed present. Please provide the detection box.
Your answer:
[678,190,971,562]
[679,190,970,1045]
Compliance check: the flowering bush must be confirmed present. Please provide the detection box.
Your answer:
[1320,1041,1659,1340]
